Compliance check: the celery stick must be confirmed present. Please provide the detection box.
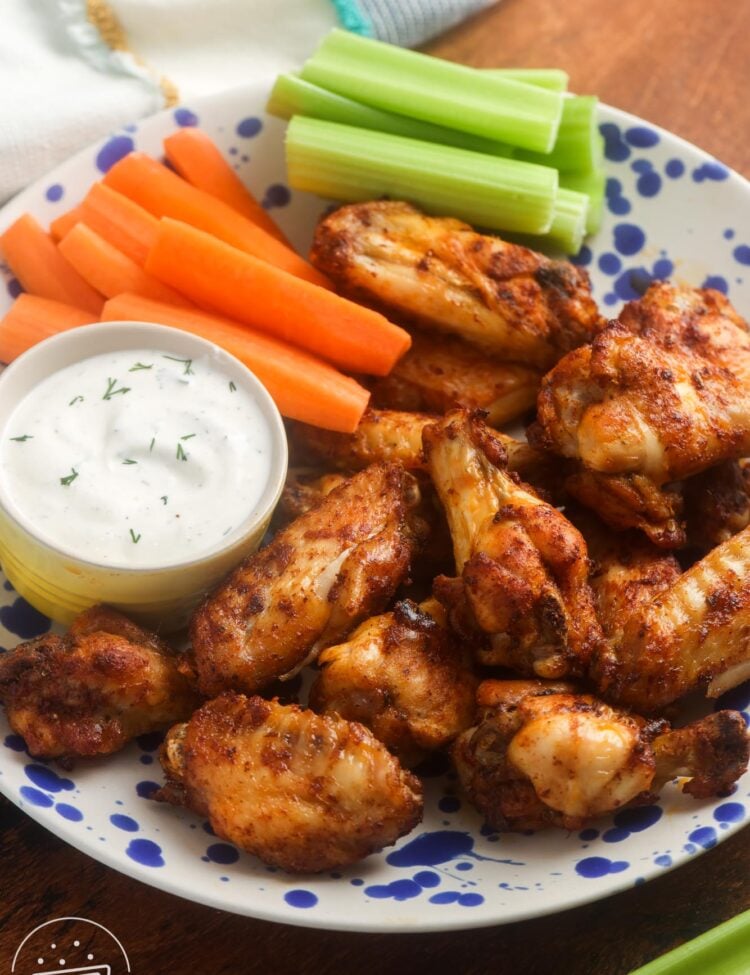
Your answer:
[484,68,569,92]
[301,29,563,153]
[516,96,600,172]
[286,117,558,235]
[267,74,513,158]
[543,188,589,253]
[561,166,605,234]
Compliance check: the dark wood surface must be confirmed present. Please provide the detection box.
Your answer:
[2,1,749,971]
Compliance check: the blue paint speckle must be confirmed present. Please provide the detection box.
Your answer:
[693,162,729,182]
[126,838,165,867]
[665,158,685,178]
[284,889,318,908]
[25,764,74,793]
[637,170,662,198]
[0,598,52,638]
[136,732,163,752]
[438,796,461,813]
[387,831,473,867]
[206,843,240,865]
[139,754,154,765]
[413,870,440,888]
[614,223,646,256]
[262,184,291,209]
[631,159,654,174]
[95,135,135,174]
[702,275,729,294]
[602,827,630,844]
[135,780,160,799]
[45,184,64,202]
[655,854,672,867]
[576,856,630,878]
[350,878,364,886]
[688,826,717,849]
[733,245,750,266]
[365,879,422,901]
[174,107,199,127]
[570,244,592,267]
[598,252,621,275]
[614,266,652,300]
[625,126,659,148]
[714,802,745,824]
[456,862,473,872]
[578,828,599,841]
[605,178,631,216]
[7,278,23,299]
[600,123,631,162]
[110,814,139,832]
[724,228,735,239]
[56,803,83,822]
[20,785,53,807]
[4,734,26,752]
[237,117,262,138]
[429,891,484,906]
[613,806,663,833]
[652,258,674,279]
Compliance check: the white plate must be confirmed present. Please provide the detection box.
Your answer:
[0,81,749,933]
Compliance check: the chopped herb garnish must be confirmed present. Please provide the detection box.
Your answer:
[10,434,33,442]
[60,467,79,487]
[68,396,84,406]
[149,437,156,452]
[122,458,138,465]
[228,381,237,393]
[163,355,194,376]
[176,442,188,461]
[180,433,196,440]
[129,529,141,544]
[103,377,131,400]
[160,495,168,505]
[129,362,153,372]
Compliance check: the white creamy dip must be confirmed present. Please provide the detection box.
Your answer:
[0,348,273,568]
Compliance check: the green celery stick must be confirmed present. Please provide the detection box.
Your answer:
[267,74,513,158]
[286,116,558,235]
[628,909,750,975]
[301,29,563,153]
[561,166,605,234]
[516,95,600,172]
[542,188,589,253]
[483,67,570,91]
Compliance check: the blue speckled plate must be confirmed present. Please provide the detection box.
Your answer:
[0,82,749,933]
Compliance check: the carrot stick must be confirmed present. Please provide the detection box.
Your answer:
[102,293,370,432]
[0,215,104,315]
[78,183,158,266]
[104,153,329,288]
[0,295,95,361]
[59,223,191,307]
[145,218,411,376]
[50,206,84,242]
[163,128,291,246]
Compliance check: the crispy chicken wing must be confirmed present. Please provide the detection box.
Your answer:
[310,598,477,765]
[684,459,750,552]
[370,332,540,425]
[424,410,602,678]
[277,469,350,522]
[533,284,750,546]
[0,605,199,760]
[157,692,422,872]
[453,680,749,831]
[191,462,425,697]
[311,201,603,370]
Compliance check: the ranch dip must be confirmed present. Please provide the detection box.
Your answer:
[0,348,273,568]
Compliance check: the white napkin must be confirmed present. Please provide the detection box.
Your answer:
[0,0,496,204]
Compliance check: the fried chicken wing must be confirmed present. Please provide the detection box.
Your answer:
[453,680,749,831]
[370,332,540,425]
[533,284,750,545]
[424,410,602,678]
[191,462,424,697]
[277,469,350,522]
[310,599,477,765]
[0,605,198,760]
[157,692,422,872]
[684,459,750,552]
[311,201,603,370]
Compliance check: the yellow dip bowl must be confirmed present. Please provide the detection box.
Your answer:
[0,321,288,630]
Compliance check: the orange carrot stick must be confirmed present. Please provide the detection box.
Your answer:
[0,214,104,315]
[102,293,370,432]
[104,153,329,288]
[50,206,83,242]
[78,182,158,266]
[59,223,191,306]
[163,128,291,246]
[0,295,95,361]
[145,218,411,376]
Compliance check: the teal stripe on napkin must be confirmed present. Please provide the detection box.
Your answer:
[329,0,495,46]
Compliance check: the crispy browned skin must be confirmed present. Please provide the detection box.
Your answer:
[453,680,749,831]
[310,599,477,766]
[190,462,424,697]
[311,201,603,370]
[424,410,603,678]
[278,470,350,522]
[157,693,422,872]
[684,459,750,552]
[0,605,199,759]
[533,284,750,546]
[370,332,540,425]
[592,523,750,710]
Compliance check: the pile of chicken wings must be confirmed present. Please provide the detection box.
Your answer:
[2,200,749,873]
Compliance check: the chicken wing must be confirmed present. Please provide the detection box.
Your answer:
[0,605,199,760]
[683,459,750,553]
[309,599,477,766]
[277,469,349,522]
[370,332,540,426]
[424,410,602,678]
[311,201,603,370]
[533,284,750,546]
[157,692,422,872]
[453,680,749,831]
[191,462,425,697]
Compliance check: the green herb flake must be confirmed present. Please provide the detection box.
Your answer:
[149,437,156,452]
[10,434,33,442]
[68,396,84,406]
[163,355,194,376]
[180,433,196,440]
[160,495,168,505]
[103,377,131,401]
[228,381,237,393]
[60,467,79,487]
[129,529,141,544]
[122,458,138,465]
[129,362,153,372]
[176,442,188,462]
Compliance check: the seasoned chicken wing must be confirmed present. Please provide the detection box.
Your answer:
[424,410,602,678]
[370,332,540,426]
[310,598,477,765]
[453,680,749,831]
[157,693,422,872]
[683,459,750,553]
[0,605,199,760]
[277,469,349,522]
[533,284,750,545]
[311,201,603,370]
[191,462,425,697]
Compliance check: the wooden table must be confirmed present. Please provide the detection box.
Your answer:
[2,0,749,971]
